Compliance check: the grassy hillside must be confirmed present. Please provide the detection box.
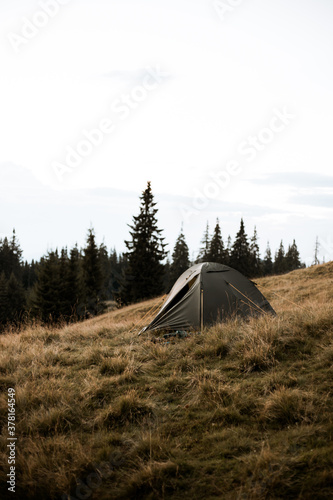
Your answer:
[0,263,333,500]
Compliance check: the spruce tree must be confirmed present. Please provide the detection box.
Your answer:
[58,247,82,320]
[35,249,78,323]
[230,219,251,276]
[99,242,112,300]
[0,230,26,326]
[67,245,81,318]
[263,242,273,276]
[249,226,262,277]
[196,222,210,263]
[34,251,61,323]
[22,260,38,290]
[82,228,104,316]
[120,182,167,304]
[58,248,70,318]
[0,272,9,327]
[0,237,11,279]
[285,240,302,271]
[169,228,190,286]
[225,235,232,266]
[163,257,171,292]
[109,249,119,291]
[207,219,227,264]
[274,241,287,274]
[0,230,23,280]
[6,273,26,324]
[9,229,23,279]
[109,249,127,301]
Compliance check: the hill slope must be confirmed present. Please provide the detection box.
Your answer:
[0,263,333,499]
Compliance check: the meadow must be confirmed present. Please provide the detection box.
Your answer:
[0,262,332,499]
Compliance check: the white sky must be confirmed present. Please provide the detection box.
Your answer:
[0,0,332,264]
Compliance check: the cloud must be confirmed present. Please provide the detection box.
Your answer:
[0,162,41,189]
[99,67,173,89]
[100,68,165,84]
[101,69,148,81]
[253,172,333,189]
[289,193,333,208]
[170,194,290,219]
[84,187,138,199]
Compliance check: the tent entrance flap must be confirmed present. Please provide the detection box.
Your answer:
[144,275,201,331]
[162,275,198,315]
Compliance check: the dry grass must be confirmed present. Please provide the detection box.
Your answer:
[0,262,333,499]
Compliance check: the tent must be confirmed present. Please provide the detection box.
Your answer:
[141,262,275,333]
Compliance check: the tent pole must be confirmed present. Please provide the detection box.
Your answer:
[200,287,204,331]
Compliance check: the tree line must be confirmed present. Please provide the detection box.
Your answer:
[0,229,126,329]
[0,182,305,329]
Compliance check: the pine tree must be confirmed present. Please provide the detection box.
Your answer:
[0,230,27,327]
[274,241,287,274]
[22,260,38,290]
[34,251,62,323]
[0,237,12,279]
[119,182,167,304]
[58,247,81,320]
[99,241,112,300]
[67,245,81,319]
[196,222,210,263]
[109,249,127,301]
[82,229,104,316]
[58,248,70,318]
[225,235,232,266]
[249,226,261,277]
[169,228,190,286]
[230,219,251,276]
[285,240,302,271]
[163,256,171,292]
[0,272,9,327]
[34,248,80,323]
[9,229,23,279]
[0,230,23,280]
[24,260,40,313]
[6,273,26,324]
[207,219,227,264]
[263,242,273,276]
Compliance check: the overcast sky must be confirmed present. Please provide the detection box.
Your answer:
[0,0,332,265]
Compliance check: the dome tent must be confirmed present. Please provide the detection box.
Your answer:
[141,262,275,333]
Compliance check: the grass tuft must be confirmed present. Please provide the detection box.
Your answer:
[260,387,316,427]
[100,357,127,375]
[95,390,154,428]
